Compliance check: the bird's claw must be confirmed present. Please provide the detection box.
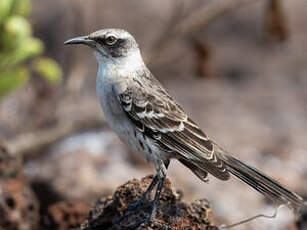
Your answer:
[115,201,172,230]
[122,216,172,230]
[139,217,173,230]
[115,175,168,228]
[115,199,148,224]
[126,198,147,212]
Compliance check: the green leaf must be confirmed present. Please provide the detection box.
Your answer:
[0,0,15,23]
[13,0,31,16]
[0,37,44,69]
[2,15,32,50]
[5,15,31,36]
[17,38,44,61]
[0,67,29,98]
[33,57,63,84]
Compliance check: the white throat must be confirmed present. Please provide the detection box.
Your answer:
[95,49,145,79]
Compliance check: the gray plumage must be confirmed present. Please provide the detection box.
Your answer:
[65,28,306,216]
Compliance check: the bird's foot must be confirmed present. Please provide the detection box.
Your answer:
[138,217,173,230]
[123,214,173,230]
[116,200,172,229]
[115,174,168,228]
[116,175,160,224]
[125,197,148,213]
[115,197,149,224]
[133,200,173,229]
[116,198,148,223]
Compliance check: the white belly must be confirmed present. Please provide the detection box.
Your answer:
[94,51,168,176]
[96,75,166,167]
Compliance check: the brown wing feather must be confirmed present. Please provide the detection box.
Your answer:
[117,71,306,213]
[118,72,230,180]
[179,158,209,182]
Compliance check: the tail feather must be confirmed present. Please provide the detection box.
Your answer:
[223,154,306,214]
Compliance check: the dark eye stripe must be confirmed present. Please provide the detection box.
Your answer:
[94,37,120,46]
[94,37,105,44]
[92,37,129,57]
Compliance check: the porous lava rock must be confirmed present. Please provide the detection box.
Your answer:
[79,175,218,230]
[0,144,40,230]
[42,201,90,230]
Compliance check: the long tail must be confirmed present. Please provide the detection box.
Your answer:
[221,153,306,214]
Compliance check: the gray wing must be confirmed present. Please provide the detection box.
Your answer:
[118,75,230,181]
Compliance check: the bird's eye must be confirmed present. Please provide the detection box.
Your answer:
[105,36,117,45]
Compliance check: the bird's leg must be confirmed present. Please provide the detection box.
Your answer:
[140,175,172,230]
[125,174,159,211]
[116,174,159,223]
[147,175,165,221]
[117,162,172,229]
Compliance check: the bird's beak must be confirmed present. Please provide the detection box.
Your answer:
[64,36,95,47]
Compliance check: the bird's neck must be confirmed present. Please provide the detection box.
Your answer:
[95,50,145,79]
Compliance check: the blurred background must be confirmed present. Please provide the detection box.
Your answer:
[0,0,307,229]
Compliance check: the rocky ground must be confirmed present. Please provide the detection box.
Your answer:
[1,141,307,230]
[0,144,221,230]
[79,176,217,230]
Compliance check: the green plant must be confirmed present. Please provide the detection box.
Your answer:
[0,0,62,99]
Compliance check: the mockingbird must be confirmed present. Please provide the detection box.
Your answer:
[65,28,305,227]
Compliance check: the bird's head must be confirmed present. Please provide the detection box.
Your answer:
[64,28,143,69]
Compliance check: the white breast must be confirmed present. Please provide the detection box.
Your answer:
[94,51,167,174]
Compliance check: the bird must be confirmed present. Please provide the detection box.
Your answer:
[64,28,305,228]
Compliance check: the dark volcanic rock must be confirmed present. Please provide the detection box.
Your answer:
[42,201,90,230]
[0,144,40,230]
[79,175,217,230]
